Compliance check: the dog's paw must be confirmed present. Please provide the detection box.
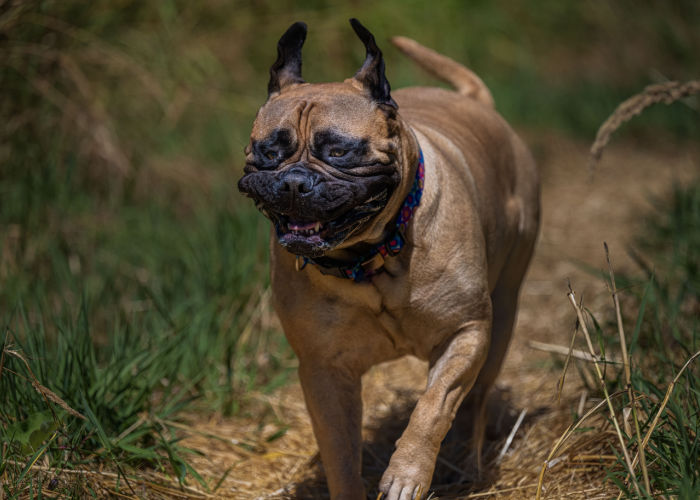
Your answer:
[378,463,432,500]
[378,475,426,500]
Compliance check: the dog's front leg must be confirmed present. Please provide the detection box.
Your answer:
[379,319,491,500]
[299,360,365,500]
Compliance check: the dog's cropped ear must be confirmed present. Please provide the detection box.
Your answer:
[350,18,397,109]
[268,21,307,96]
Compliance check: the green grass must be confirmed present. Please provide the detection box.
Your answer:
[570,181,700,498]
[0,0,698,496]
[0,197,292,495]
[618,182,700,498]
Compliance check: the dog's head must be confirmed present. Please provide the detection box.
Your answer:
[238,19,413,259]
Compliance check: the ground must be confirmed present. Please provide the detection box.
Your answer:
[182,134,698,499]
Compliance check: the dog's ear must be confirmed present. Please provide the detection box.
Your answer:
[350,18,397,109]
[268,22,307,96]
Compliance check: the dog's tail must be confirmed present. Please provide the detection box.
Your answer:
[391,36,494,108]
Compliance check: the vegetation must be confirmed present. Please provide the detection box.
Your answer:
[536,81,700,498]
[0,0,698,497]
[536,181,700,499]
[603,182,699,498]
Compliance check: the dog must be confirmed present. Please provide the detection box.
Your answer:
[238,19,540,500]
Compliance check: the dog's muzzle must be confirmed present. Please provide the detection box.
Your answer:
[238,166,392,258]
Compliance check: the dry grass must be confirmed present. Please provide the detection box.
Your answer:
[173,359,624,499]
[1,462,215,499]
[588,80,700,171]
[1,343,86,422]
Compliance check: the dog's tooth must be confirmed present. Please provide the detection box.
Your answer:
[314,222,321,232]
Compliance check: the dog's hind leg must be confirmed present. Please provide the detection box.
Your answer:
[465,275,524,474]
[462,220,539,475]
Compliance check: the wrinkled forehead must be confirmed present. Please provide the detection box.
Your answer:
[251,83,385,141]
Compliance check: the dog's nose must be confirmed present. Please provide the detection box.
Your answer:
[281,167,315,195]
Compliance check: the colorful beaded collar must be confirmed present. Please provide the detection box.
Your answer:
[296,148,425,282]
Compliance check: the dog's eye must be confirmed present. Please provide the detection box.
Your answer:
[266,151,278,161]
[329,148,347,158]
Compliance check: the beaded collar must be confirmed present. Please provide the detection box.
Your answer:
[296,148,425,282]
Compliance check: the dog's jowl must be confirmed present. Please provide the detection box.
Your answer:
[238,19,540,500]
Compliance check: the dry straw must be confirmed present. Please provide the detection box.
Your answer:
[2,343,86,421]
[604,244,650,494]
[588,80,700,172]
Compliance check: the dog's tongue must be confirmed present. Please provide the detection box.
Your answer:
[288,221,320,231]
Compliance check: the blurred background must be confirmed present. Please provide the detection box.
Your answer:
[1,0,698,494]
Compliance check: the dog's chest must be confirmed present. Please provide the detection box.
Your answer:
[276,245,482,362]
[351,270,476,360]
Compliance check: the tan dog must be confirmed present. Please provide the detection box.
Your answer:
[238,19,539,500]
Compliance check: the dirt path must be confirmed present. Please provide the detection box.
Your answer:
[184,135,698,499]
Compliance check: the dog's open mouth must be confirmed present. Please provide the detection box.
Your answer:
[279,219,326,244]
[287,220,323,236]
[265,188,390,258]
[273,217,331,257]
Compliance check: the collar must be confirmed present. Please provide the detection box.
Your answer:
[296,148,425,282]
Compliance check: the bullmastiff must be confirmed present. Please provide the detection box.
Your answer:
[238,19,540,500]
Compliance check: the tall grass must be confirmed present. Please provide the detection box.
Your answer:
[609,182,700,497]
[0,201,287,495]
[536,181,700,499]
